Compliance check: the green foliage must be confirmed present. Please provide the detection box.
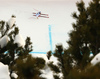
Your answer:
[67,63,100,79]
[54,44,63,58]
[48,0,100,79]
[48,44,69,79]
[47,51,52,60]
[67,0,100,65]
[0,19,19,65]
[16,37,33,57]
[53,75,60,79]
[48,62,60,73]
[13,55,45,79]
[0,15,46,79]
[66,0,100,78]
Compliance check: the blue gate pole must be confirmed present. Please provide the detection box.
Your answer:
[48,25,53,52]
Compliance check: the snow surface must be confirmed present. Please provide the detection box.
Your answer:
[0,35,9,48]
[0,62,18,79]
[31,53,60,79]
[11,72,18,78]
[14,33,25,47]
[91,53,100,66]
[8,16,16,29]
[89,52,93,58]
[0,62,10,79]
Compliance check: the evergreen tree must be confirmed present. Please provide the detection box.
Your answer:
[67,0,100,78]
[87,0,100,55]
[48,0,100,79]
[0,15,46,79]
[47,50,52,60]
[67,0,100,68]
[0,15,18,65]
[47,44,74,79]
[67,0,90,65]
[14,55,45,79]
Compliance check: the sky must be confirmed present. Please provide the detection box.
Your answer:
[0,0,91,52]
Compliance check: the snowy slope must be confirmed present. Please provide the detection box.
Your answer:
[0,62,10,79]
[0,35,9,48]
[91,53,100,66]
[31,53,59,79]
[0,62,18,79]
[0,0,91,52]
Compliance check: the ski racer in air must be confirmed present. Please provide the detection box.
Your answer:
[36,11,41,19]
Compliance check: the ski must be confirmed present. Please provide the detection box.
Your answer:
[33,13,48,16]
[33,15,49,18]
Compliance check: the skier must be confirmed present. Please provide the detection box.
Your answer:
[36,11,41,19]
